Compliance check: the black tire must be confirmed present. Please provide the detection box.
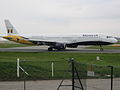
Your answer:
[100,48,104,51]
[48,47,53,51]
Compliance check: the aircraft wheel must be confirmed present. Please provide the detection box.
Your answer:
[57,48,61,51]
[100,45,104,51]
[48,47,53,51]
[100,48,104,51]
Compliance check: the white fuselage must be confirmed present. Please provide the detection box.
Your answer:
[22,33,117,45]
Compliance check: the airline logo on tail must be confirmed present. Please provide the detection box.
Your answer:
[3,20,34,45]
[8,29,13,33]
[5,20,18,35]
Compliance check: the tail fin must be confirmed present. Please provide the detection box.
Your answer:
[4,20,19,35]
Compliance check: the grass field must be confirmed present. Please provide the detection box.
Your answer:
[0,52,120,66]
[0,52,120,80]
[0,42,120,80]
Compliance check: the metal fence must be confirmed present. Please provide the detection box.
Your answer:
[0,60,71,81]
[0,59,120,90]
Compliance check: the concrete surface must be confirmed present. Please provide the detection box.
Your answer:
[0,79,120,90]
[0,46,120,53]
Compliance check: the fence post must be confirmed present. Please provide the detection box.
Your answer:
[108,66,113,90]
[17,58,29,90]
[52,62,54,77]
[17,58,20,78]
[70,58,75,90]
[24,74,26,90]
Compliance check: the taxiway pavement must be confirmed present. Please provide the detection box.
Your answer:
[0,46,120,53]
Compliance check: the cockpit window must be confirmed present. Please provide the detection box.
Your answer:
[107,36,113,38]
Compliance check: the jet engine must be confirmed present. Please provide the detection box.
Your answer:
[66,44,78,48]
[48,43,66,51]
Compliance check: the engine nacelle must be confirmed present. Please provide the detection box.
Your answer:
[66,44,78,48]
[53,43,66,50]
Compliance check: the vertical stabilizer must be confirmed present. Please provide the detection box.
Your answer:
[4,20,19,35]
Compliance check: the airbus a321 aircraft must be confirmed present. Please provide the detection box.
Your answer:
[2,20,118,51]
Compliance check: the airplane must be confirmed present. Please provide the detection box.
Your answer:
[2,20,118,51]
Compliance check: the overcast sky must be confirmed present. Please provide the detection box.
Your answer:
[0,0,120,36]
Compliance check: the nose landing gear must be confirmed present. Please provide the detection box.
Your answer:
[100,45,104,51]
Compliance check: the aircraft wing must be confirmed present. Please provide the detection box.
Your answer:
[29,39,70,46]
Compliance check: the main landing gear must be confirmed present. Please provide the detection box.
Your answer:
[48,47,53,51]
[48,46,66,51]
[100,45,104,51]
